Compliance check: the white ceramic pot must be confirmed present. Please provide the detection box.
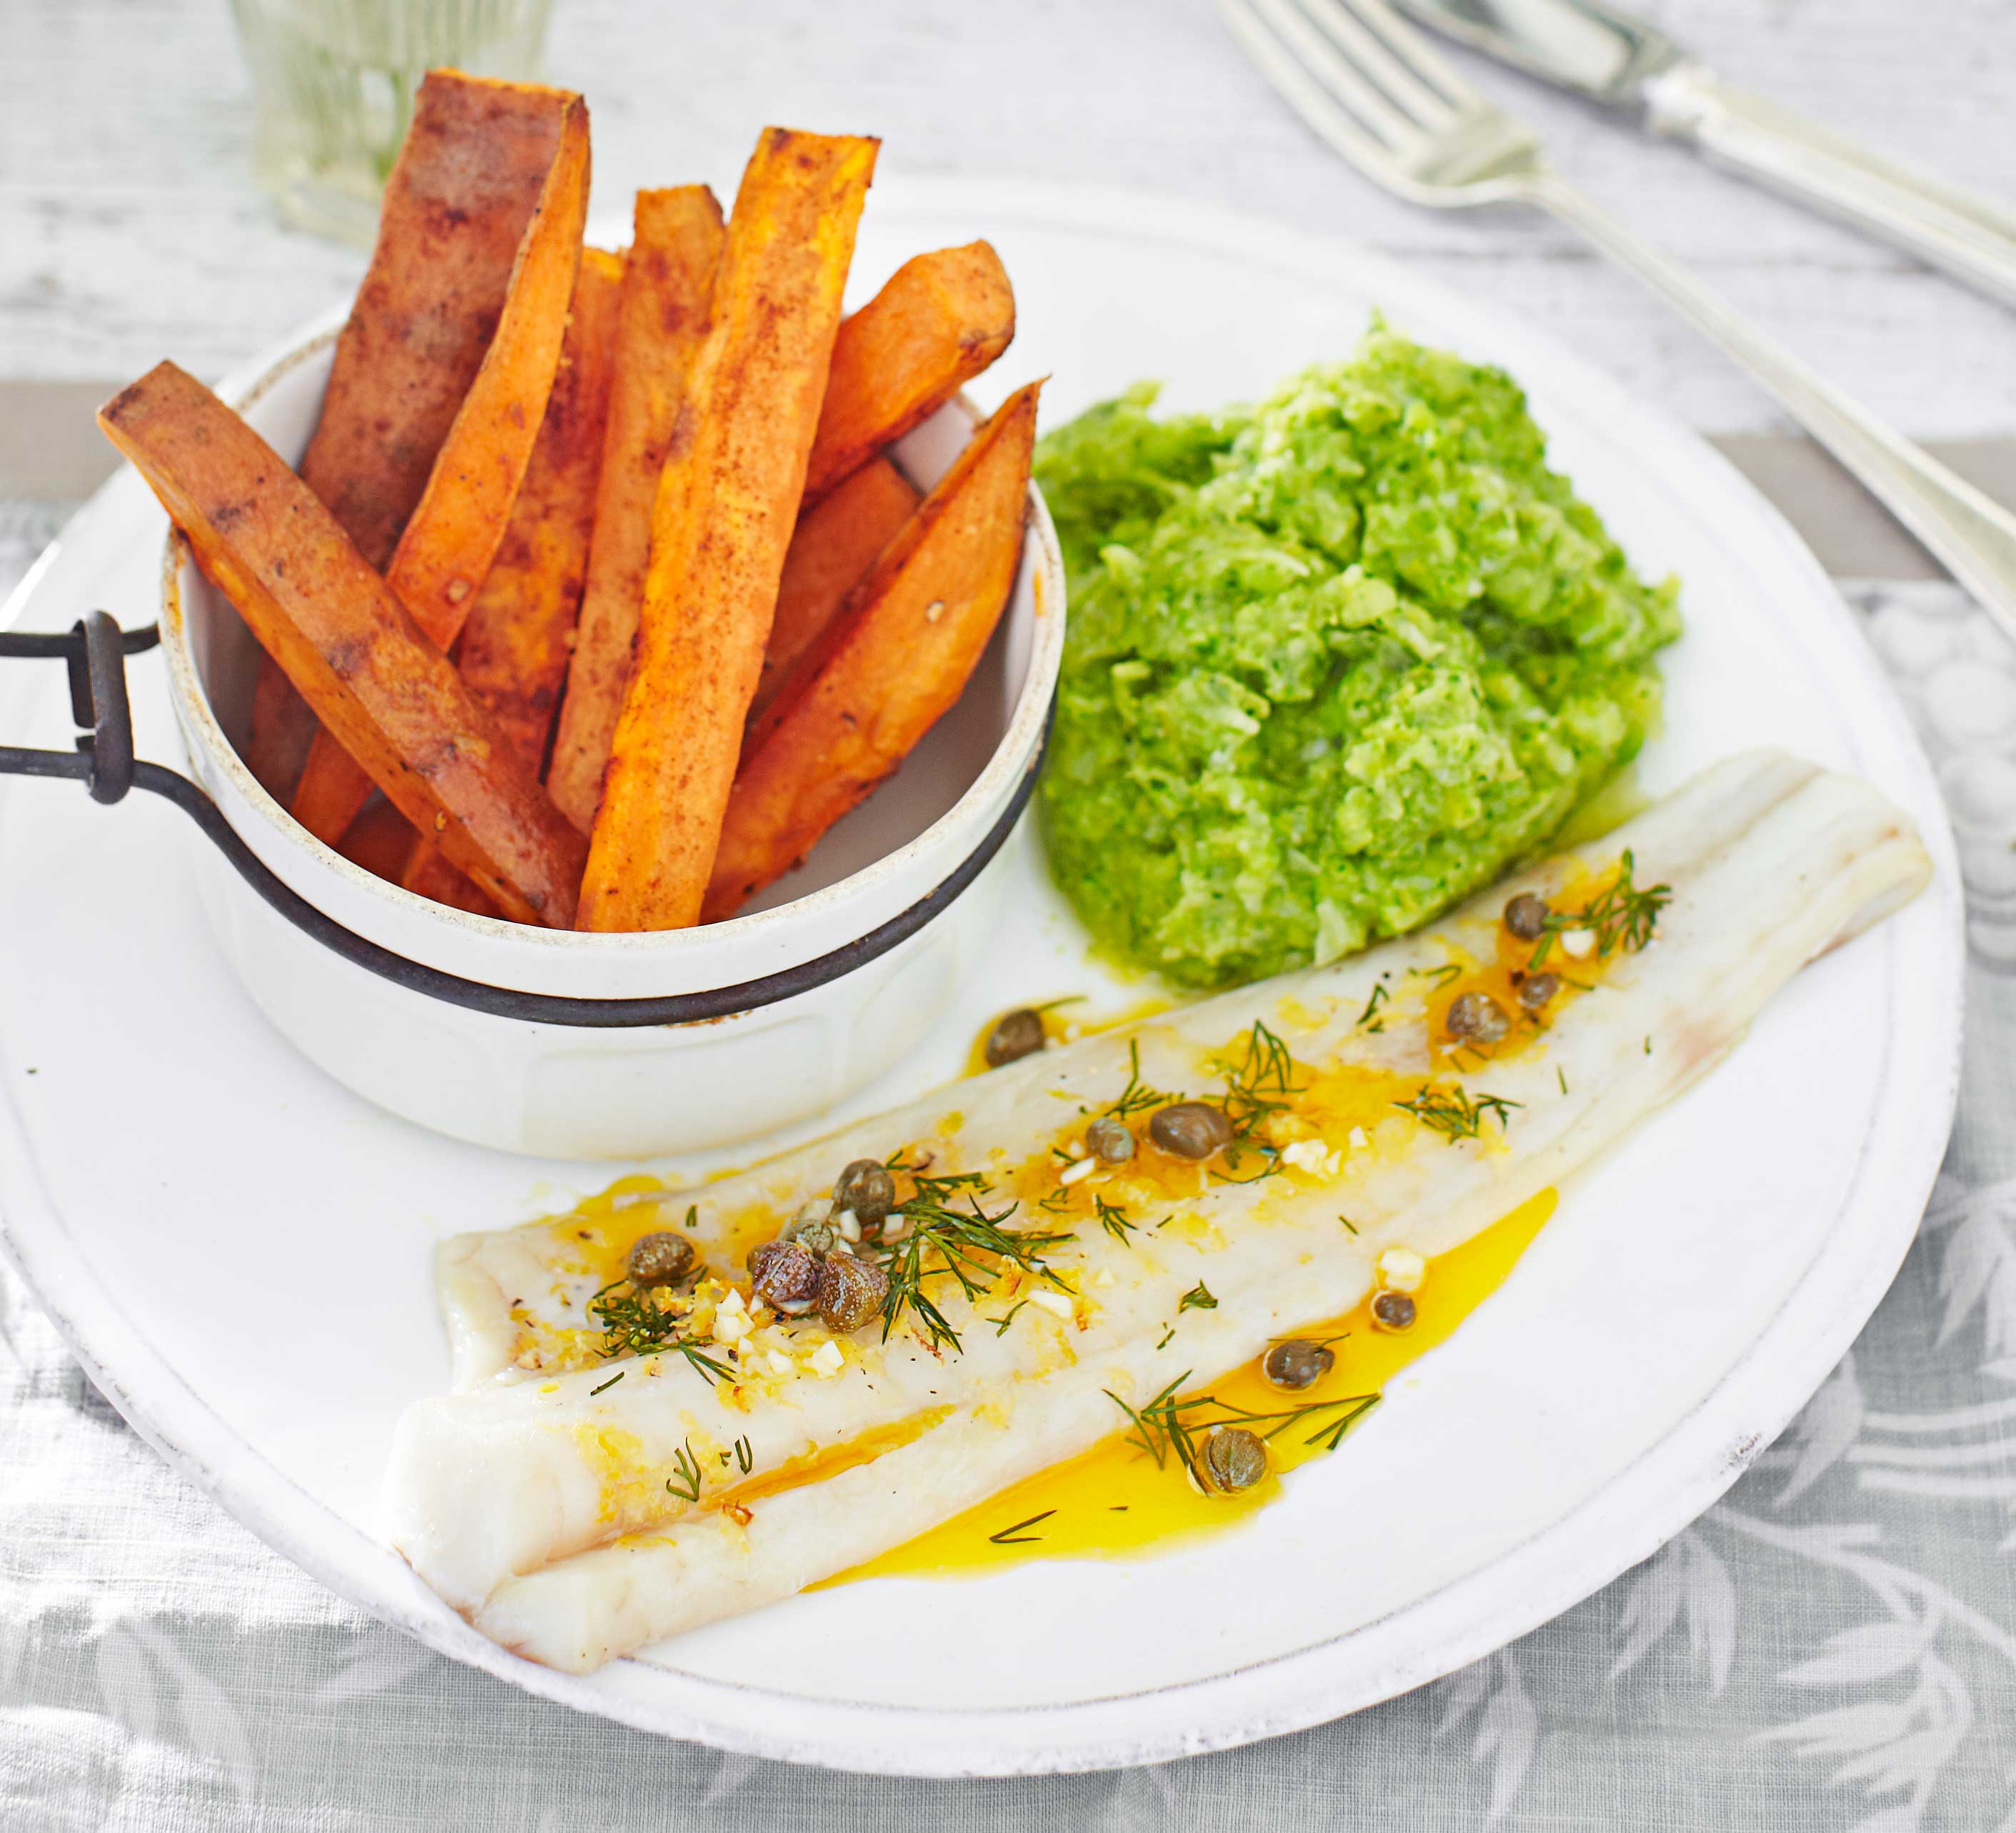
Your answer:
[157,321,1064,1159]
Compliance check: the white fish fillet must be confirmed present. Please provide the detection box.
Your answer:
[384,751,1929,1672]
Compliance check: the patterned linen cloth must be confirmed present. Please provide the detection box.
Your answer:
[2,534,2013,1827]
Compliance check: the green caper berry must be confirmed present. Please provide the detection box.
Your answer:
[832,1159,896,1226]
[984,1008,1047,1067]
[1445,991,1509,1045]
[1504,892,1550,940]
[626,1231,696,1288]
[1085,1116,1136,1164]
[1200,1427,1268,1494]
[749,1240,821,1314]
[1370,1289,1417,1333]
[1148,1102,1234,1160]
[817,1252,888,1333]
[1262,1339,1334,1390]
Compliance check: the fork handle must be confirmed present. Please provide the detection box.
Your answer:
[1519,169,2016,642]
[1640,64,2016,311]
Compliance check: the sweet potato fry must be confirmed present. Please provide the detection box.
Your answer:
[800,241,1014,507]
[291,79,592,846]
[749,456,919,731]
[336,796,420,884]
[578,128,879,933]
[402,841,503,917]
[251,72,587,813]
[545,187,725,833]
[401,246,625,912]
[102,364,586,928]
[703,381,1039,922]
[456,245,624,767]
[245,659,320,803]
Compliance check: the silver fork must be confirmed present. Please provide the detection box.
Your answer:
[1218,0,2016,640]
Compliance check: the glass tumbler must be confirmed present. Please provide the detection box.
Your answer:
[229,0,558,244]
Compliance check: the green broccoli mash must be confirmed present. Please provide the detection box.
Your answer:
[1034,324,1682,991]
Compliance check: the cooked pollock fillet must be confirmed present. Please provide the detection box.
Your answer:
[385,751,1929,1670]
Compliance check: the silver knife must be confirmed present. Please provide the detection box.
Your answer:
[1394,0,2016,308]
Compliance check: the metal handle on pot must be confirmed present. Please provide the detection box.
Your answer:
[0,614,1046,1028]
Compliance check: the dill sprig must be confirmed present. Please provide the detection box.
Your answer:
[1179,1282,1218,1312]
[1104,1374,1382,1482]
[1393,1084,1522,1142]
[587,1280,734,1385]
[877,1164,1072,1355]
[1104,1040,1172,1122]
[663,1440,704,1504]
[1094,1195,1138,1245]
[1355,982,1389,1030]
[1207,1019,1307,1183]
[987,1509,1057,1545]
[1530,849,1671,968]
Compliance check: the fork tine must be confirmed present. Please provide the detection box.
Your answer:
[1294,0,1467,127]
[1226,0,1425,155]
[1217,0,1416,165]
[1329,0,1480,116]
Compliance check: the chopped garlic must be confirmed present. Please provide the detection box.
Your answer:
[1280,1139,1328,1174]
[1560,928,1596,959]
[1348,1127,1369,1149]
[1377,1246,1427,1294]
[1092,1267,1117,1289]
[808,1339,845,1377]
[765,1350,794,1377]
[1026,1289,1075,1320]
[1059,1155,1100,1187]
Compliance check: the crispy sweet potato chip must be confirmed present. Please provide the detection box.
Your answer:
[546,187,725,833]
[749,456,919,731]
[801,241,1014,507]
[104,364,586,927]
[578,127,879,932]
[291,77,592,846]
[704,381,1039,922]
[402,245,625,911]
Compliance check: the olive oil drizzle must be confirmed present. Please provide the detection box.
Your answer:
[824,1188,1559,1585]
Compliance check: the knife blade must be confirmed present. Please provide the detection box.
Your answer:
[1394,0,2016,309]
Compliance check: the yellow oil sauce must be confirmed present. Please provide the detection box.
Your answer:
[825,1187,1557,1584]
[967,995,1174,1078]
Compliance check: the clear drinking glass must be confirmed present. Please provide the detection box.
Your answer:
[229,0,558,244]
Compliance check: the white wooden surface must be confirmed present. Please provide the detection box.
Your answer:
[3,0,2015,442]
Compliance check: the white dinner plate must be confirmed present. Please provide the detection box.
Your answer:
[0,177,1963,1775]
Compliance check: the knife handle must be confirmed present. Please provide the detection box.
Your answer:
[1521,169,2016,646]
[1645,61,2016,309]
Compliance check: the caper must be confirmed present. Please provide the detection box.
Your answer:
[984,1008,1047,1067]
[1504,892,1551,941]
[780,1199,841,1257]
[1370,1289,1417,1333]
[817,1252,888,1333]
[1517,971,1561,1013]
[749,1240,822,1315]
[1262,1339,1335,1390]
[833,1158,896,1227]
[1199,1427,1268,1494]
[1085,1116,1136,1164]
[1149,1102,1234,1160]
[626,1230,696,1288]
[1444,991,1509,1045]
